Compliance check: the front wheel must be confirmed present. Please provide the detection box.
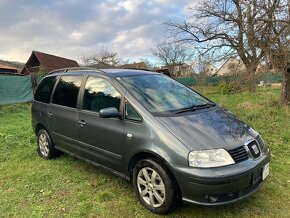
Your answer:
[132,159,177,214]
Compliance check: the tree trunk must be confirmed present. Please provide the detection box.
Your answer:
[244,65,257,92]
[281,65,290,105]
[248,71,256,92]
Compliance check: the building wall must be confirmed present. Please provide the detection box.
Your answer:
[216,59,246,76]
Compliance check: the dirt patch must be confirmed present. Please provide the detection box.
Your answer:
[238,101,264,109]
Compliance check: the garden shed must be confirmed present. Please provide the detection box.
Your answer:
[20,51,79,75]
[0,63,18,75]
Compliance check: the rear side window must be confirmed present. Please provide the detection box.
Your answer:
[52,75,83,108]
[34,76,57,103]
[82,77,121,112]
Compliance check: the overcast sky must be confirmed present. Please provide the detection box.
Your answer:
[0,0,192,63]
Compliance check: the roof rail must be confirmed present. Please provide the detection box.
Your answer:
[120,67,154,72]
[48,67,98,75]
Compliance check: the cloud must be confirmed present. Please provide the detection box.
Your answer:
[0,0,192,62]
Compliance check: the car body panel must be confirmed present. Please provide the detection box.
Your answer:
[31,68,271,207]
[171,153,270,204]
[77,109,124,171]
[155,106,255,151]
[46,104,79,152]
[122,91,190,170]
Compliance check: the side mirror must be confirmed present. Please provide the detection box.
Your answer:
[99,107,120,118]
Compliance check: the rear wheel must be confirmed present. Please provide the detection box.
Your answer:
[37,129,58,159]
[133,159,177,214]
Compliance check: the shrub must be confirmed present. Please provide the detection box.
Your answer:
[218,81,232,94]
[218,80,242,94]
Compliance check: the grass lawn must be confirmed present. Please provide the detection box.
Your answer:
[0,87,289,217]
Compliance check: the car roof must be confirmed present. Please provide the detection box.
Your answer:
[47,67,159,78]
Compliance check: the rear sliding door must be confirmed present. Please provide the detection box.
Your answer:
[47,75,83,153]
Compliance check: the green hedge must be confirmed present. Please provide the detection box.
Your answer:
[176,73,283,86]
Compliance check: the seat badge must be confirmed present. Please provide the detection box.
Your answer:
[251,144,259,155]
[246,140,261,158]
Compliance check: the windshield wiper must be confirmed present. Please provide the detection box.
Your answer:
[173,103,216,114]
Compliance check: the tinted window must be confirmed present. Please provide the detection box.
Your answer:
[34,76,56,103]
[118,75,210,113]
[83,77,121,112]
[125,102,142,122]
[52,75,82,108]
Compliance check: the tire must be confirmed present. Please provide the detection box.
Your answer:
[132,159,177,214]
[37,129,58,159]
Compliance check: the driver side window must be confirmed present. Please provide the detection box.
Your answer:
[82,77,121,113]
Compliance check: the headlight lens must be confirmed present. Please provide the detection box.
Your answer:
[188,149,234,168]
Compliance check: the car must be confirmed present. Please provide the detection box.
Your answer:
[32,67,270,214]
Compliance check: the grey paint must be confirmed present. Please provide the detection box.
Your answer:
[155,106,256,151]
[32,68,270,206]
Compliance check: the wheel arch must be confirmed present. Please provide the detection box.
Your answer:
[128,151,176,182]
[35,123,47,135]
[128,150,182,200]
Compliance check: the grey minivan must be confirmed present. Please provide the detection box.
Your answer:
[32,67,270,214]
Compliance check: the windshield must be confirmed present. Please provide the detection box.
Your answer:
[118,74,211,113]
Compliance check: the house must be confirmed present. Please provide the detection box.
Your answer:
[87,62,115,69]
[215,58,246,76]
[0,63,18,75]
[203,64,217,76]
[154,63,194,77]
[20,51,79,75]
[153,67,171,76]
[120,62,147,70]
[176,63,194,77]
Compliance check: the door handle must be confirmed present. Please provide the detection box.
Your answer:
[78,120,86,127]
[47,112,53,117]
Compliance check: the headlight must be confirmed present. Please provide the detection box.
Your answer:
[188,149,234,168]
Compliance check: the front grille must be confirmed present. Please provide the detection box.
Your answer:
[228,146,248,163]
[255,135,265,149]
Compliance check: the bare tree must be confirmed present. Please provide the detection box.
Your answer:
[166,0,289,93]
[151,40,193,77]
[80,46,120,67]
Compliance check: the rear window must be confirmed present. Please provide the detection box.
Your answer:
[52,75,83,108]
[34,76,57,103]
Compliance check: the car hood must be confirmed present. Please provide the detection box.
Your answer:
[155,106,256,151]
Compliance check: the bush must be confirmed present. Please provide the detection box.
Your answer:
[217,80,242,94]
[218,81,232,94]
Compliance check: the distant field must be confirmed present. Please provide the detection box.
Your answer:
[0,87,289,217]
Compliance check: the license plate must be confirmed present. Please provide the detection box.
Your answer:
[262,163,270,180]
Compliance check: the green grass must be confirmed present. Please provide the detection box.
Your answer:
[0,87,289,217]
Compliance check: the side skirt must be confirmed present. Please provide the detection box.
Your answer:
[55,146,130,181]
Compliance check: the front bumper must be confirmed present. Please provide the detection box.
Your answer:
[171,153,270,205]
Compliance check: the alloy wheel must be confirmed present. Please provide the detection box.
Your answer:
[38,133,49,157]
[137,167,166,208]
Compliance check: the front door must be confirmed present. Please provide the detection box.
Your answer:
[77,76,124,171]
